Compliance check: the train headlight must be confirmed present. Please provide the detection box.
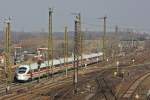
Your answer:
[114,72,117,76]
[135,94,139,99]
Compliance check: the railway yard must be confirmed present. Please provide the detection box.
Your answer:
[0,50,150,100]
[0,1,150,100]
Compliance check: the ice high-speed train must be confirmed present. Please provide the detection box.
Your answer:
[14,52,102,81]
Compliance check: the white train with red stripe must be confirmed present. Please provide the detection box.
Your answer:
[14,52,102,81]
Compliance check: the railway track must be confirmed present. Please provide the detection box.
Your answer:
[1,61,117,100]
[0,62,105,100]
[87,64,150,100]
[45,68,113,100]
[1,71,103,100]
[1,61,150,100]
[121,72,150,100]
[1,77,74,100]
[0,78,48,96]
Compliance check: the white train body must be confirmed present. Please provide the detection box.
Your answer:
[15,65,30,81]
[15,52,102,81]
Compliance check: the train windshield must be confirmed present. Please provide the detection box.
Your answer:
[18,67,27,74]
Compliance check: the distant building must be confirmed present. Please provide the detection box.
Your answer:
[120,40,145,52]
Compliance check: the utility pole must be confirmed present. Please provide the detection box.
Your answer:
[71,13,82,66]
[4,18,12,93]
[115,26,118,62]
[99,16,107,61]
[64,26,68,76]
[37,59,41,83]
[115,26,121,75]
[48,8,53,78]
[103,16,107,61]
[73,15,80,94]
[78,13,83,67]
[131,29,134,49]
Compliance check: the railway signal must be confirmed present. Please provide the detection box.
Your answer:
[135,94,140,99]
[116,61,119,73]
[132,59,135,65]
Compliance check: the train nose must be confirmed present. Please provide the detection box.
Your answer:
[16,74,23,80]
[16,74,28,81]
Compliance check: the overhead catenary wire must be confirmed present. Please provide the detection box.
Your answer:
[81,22,150,33]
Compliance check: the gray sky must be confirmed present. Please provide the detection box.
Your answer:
[0,0,150,32]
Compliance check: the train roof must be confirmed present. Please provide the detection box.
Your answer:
[20,52,102,70]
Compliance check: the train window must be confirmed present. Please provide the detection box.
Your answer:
[18,67,27,74]
[34,69,38,72]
